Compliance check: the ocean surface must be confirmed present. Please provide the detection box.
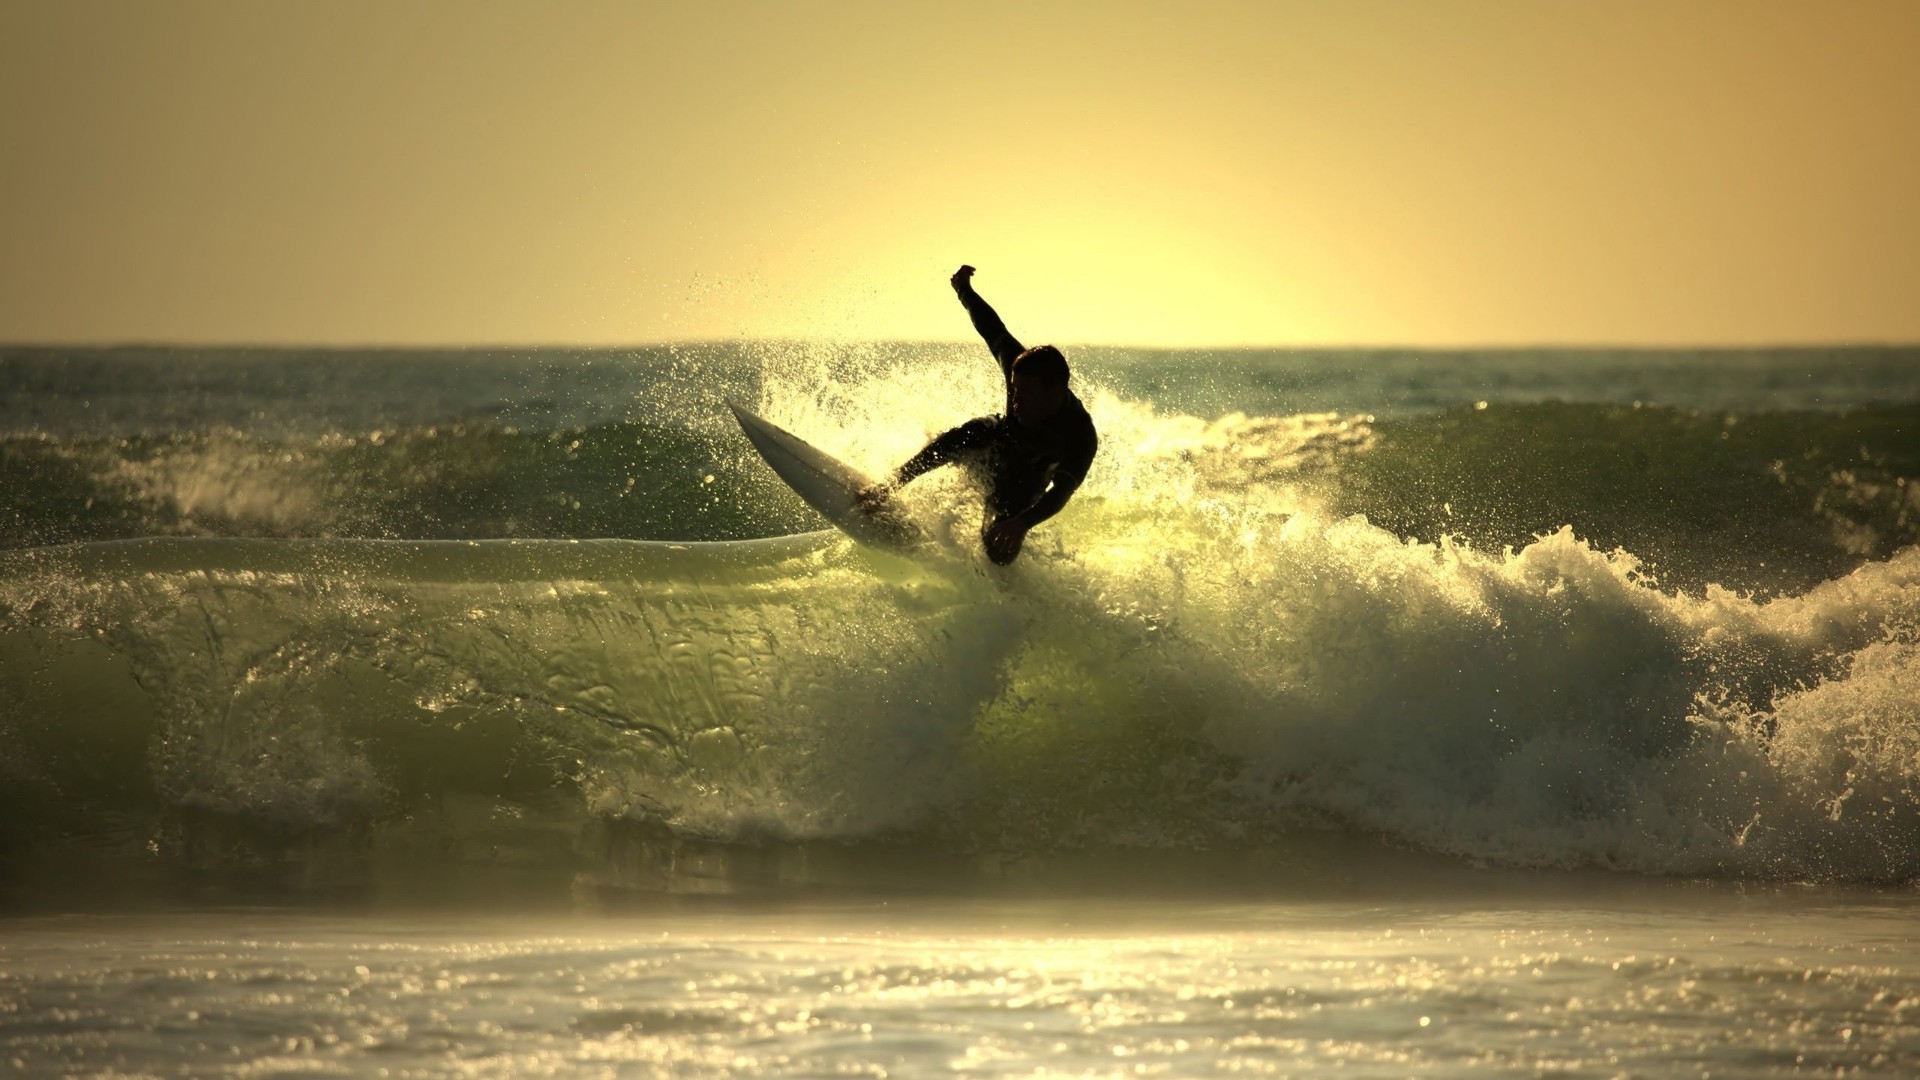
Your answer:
[3,341,1918,1076]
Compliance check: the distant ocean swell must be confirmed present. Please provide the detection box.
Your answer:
[2,345,1917,895]
[4,401,1916,593]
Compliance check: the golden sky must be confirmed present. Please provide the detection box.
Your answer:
[3,0,1917,347]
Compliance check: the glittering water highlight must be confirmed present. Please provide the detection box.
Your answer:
[6,893,1919,1078]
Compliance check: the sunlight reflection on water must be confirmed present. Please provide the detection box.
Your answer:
[5,896,1918,1077]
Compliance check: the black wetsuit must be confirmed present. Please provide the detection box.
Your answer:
[892,284,1098,544]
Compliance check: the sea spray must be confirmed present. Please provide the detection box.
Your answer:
[2,343,1917,894]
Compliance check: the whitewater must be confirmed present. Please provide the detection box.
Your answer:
[3,342,1918,1076]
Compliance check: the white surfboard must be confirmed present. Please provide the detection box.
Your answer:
[729,402,922,552]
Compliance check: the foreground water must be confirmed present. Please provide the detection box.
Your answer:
[3,342,1918,1075]
[7,886,1920,1078]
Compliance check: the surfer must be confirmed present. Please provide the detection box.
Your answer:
[860,265,1098,564]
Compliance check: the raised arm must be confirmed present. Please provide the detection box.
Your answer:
[951,265,1025,377]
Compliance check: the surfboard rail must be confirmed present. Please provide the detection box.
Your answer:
[728,402,922,552]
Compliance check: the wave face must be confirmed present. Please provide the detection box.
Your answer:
[2,343,1918,893]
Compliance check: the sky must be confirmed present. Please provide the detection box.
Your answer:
[2,0,1917,348]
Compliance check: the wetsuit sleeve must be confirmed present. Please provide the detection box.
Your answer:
[892,418,995,486]
[956,283,1026,377]
[1017,424,1098,528]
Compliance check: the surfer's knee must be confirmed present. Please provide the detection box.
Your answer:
[984,534,1025,565]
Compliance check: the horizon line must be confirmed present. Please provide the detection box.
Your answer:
[5,337,1920,353]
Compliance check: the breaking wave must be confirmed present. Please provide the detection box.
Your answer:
[2,343,1918,897]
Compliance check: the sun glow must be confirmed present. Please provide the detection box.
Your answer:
[3,1,1917,346]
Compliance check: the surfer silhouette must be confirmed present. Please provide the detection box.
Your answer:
[860,265,1098,564]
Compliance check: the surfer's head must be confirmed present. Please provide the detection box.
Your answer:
[1009,345,1069,426]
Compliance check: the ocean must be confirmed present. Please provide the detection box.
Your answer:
[3,342,1918,1076]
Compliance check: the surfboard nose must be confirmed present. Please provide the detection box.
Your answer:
[727,402,924,553]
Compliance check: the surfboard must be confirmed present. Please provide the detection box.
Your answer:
[729,402,922,552]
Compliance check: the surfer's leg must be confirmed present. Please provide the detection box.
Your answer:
[986,535,1024,565]
[980,510,1026,565]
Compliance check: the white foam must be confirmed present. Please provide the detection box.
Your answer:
[6,350,1917,882]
